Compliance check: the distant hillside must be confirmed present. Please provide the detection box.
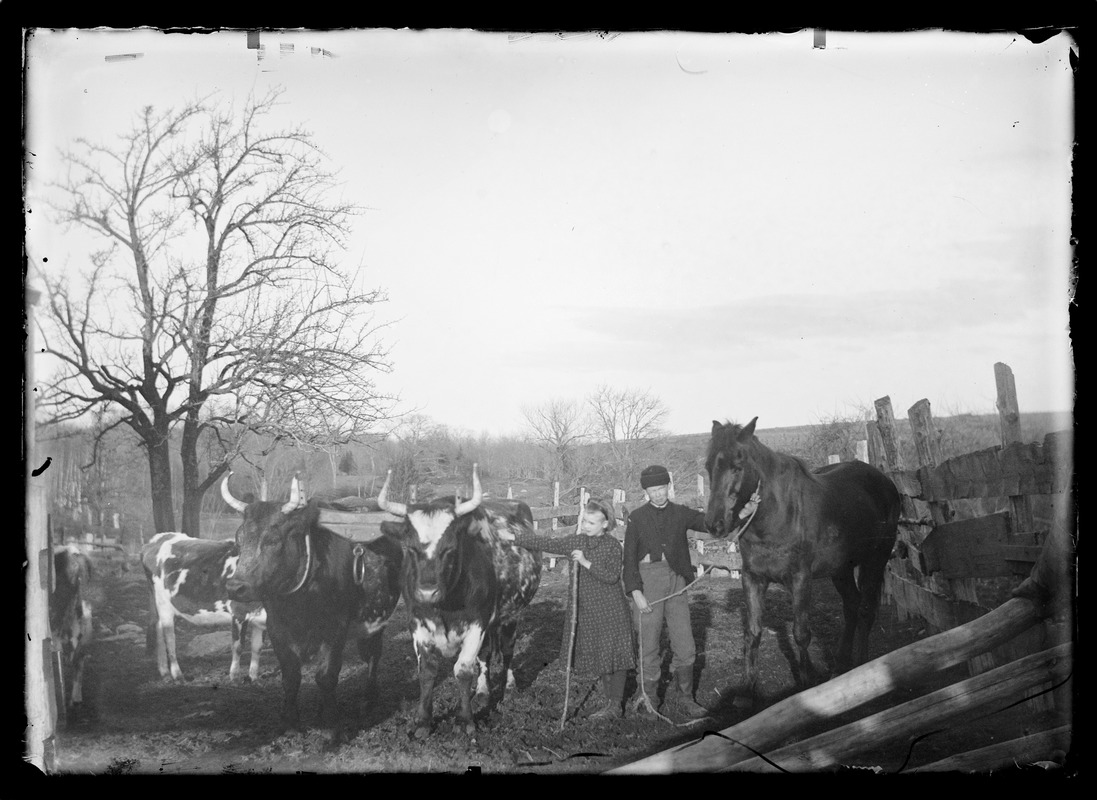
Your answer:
[668,410,1073,465]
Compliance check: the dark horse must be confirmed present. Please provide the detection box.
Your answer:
[704,417,900,699]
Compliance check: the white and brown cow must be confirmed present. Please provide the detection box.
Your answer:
[378,463,541,739]
[140,532,267,682]
[51,544,95,720]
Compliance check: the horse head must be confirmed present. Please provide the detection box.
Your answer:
[704,416,759,536]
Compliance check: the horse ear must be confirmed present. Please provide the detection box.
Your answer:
[740,417,758,439]
[712,420,722,432]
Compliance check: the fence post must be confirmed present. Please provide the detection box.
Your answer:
[696,474,704,504]
[855,439,868,463]
[873,396,904,470]
[995,363,1035,532]
[992,364,1053,712]
[908,398,995,676]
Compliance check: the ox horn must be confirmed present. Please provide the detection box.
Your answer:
[454,463,483,517]
[221,472,249,513]
[281,475,305,515]
[377,470,407,517]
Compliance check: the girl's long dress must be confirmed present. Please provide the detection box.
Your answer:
[513,532,636,675]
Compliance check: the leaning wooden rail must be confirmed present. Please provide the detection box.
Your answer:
[606,505,1073,774]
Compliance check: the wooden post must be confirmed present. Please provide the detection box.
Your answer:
[507,485,513,500]
[866,421,886,471]
[994,362,1024,446]
[993,364,1052,712]
[25,281,56,774]
[696,474,704,504]
[873,396,904,470]
[995,363,1035,533]
[551,481,560,531]
[855,439,868,463]
[909,398,995,676]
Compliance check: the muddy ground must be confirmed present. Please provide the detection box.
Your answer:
[48,556,1067,776]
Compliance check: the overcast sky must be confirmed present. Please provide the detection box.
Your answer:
[24,28,1076,438]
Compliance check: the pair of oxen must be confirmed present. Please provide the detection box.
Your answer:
[215,465,540,745]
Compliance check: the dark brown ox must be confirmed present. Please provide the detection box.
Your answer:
[378,464,541,739]
[223,475,403,745]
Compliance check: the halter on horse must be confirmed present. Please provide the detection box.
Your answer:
[704,417,900,700]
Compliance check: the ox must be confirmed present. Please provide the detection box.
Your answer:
[377,464,541,739]
[223,474,404,745]
[51,545,95,721]
[141,532,267,682]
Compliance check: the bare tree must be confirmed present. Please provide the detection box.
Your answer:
[521,398,590,484]
[35,89,394,535]
[587,385,669,485]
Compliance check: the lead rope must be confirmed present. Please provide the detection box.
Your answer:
[634,567,713,726]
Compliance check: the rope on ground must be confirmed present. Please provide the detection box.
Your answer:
[633,566,714,727]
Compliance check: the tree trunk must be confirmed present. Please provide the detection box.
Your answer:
[146,432,175,533]
[179,414,202,536]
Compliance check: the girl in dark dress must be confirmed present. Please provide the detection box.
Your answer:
[512,498,636,719]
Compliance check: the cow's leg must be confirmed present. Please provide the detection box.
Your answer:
[313,631,348,747]
[229,615,245,682]
[70,601,93,706]
[357,629,385,704]
[272,634,303,734]
[789,568,815,687]
[248,613,265,682]
[453,623,485,736]
[151,577,181,680]
[411,631,440,740]
[493,618,520,706]
[741,570,769,704]
[831,564,860,674]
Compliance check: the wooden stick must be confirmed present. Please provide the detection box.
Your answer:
[560,489,586,731]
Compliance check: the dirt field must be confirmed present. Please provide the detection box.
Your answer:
[48,555,1065,776]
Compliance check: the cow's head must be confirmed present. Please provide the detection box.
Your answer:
[379,464,499,612]
[222,474,315,602]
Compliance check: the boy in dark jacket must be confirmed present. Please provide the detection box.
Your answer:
[623,465,708,720]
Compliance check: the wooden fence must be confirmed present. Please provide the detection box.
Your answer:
[610,363,1074,772]
[867,363,1072,711]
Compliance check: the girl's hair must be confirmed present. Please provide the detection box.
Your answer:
[583,499,617,532]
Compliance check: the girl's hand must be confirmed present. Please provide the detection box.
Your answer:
[570,549,591,569]
[632,590,652,613]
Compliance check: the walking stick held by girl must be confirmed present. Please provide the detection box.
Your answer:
[507,493,636,727]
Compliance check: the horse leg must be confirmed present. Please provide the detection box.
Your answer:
[852,558,889,666]
[789,569,815,687]
[831,565,860,674]
[741,571,769,701]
